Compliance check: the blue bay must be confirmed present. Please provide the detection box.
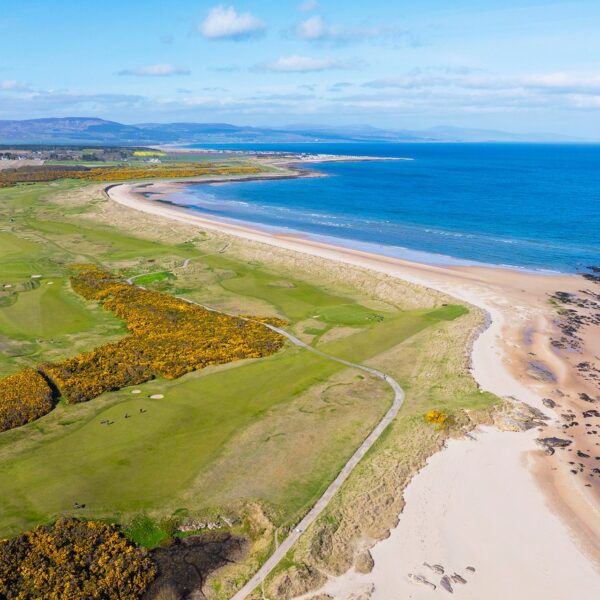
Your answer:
[171,143,600,273]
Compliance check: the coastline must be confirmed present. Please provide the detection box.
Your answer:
[106,181,600,597]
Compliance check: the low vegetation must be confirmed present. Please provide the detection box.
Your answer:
[424,409,452,428]
[0,368,54,432]
[0,162,262,187]
[40,266,285,403]
[0,264,286,420]
[0,177,497,599]
[0,518,156,599]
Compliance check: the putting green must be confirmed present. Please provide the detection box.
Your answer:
[0,279,100,338]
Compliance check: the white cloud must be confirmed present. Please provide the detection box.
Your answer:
[118,64,190,77]
[299,0,319,12]
[199,5,265,40]
[569,95,600,108]
[263,55,343,73]
[521,72,600,94]
[296,16,340,40]
[0,80,29,91]
[363,71,600,96]
[0,89,147,119]
[293,15,412,44]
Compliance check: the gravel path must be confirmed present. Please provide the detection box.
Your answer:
[228,324,404,600]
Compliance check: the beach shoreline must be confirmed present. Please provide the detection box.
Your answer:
[107,180,600,597]
[131,179,575,274]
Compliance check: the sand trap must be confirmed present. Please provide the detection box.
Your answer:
[310,427,600,600]
[131,389,142,394]
[149,394,164,399]
[30,274,42,279]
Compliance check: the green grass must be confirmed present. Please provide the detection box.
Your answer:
[0,278,99,338]
[211,261,353,322]
[0,231,42,262]
[0,232,54,283]
[0,179,480,546]
[122,514,175,547]
[134,271,175,285]
[316,304,383,325]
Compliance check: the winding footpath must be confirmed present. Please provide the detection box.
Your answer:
[229,325,404,600]
[181,296,404,599]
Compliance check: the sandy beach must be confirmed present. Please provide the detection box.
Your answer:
[297,428,600,600]
[107,181,600,598]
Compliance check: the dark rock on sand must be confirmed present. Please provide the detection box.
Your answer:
[527,360,557,383]
[542,398,556,409]
[583,410,600,418]
[409,574,436,590]
[537,437,572,454]
[424,562,445,575]
[440,575,454,593]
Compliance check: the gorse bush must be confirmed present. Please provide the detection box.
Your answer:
[41,339,155,404]
[0,266,286,425]
[0,518,156,599]
[38,267,286,403]
[424,409,452,429]
[0,369,54,432]
[0,163,262,187]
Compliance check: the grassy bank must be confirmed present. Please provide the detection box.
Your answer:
[0,177,497,599]
[0,180,466,537]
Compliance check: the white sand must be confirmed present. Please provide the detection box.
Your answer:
[306,427,600,600]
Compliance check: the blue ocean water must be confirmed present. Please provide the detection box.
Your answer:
[172,143,600,273]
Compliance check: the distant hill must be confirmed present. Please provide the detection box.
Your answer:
[0,117,585,145]
[0,118,149,144]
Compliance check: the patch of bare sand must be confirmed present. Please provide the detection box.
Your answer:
[298,428,600,600]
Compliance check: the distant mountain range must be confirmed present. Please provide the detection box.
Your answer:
[0,117,586,145]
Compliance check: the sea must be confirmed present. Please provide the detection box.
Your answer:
[168,143,600,274]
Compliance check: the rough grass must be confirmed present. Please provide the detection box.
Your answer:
[0,180,460,542]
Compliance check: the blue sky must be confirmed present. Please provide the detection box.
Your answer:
[1,1,600,136]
